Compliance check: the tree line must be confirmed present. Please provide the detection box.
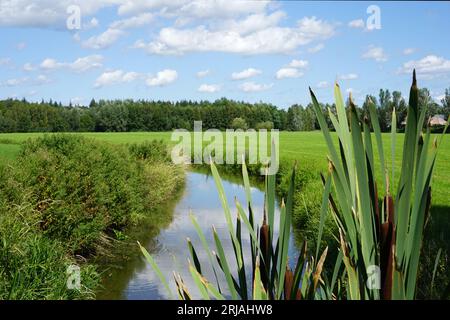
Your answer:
[1,88,449,133]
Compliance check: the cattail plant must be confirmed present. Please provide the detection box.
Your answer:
[309,70,448,299]
[139,147,331,300]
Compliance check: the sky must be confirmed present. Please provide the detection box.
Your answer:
[0,0,449,109]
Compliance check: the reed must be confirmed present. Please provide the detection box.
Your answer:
[309,70,448,299]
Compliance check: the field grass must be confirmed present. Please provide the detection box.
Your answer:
[1,131,448,212]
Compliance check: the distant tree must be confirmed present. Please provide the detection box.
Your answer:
[255,121,274,130]
[230,117,248,130]
[441,88,450,119]
[287,104,303,131]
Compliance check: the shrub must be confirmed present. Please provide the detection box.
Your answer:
[230,117,248,130]
[255,121,274,130]
[128,140,171,163]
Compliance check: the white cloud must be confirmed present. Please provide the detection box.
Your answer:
[146,69,178,87]
[35,74,51,85]
[276,68,303,79]
[231,68,261,80]
[70,97,85,106]
[288,59,308,68]
[198,84,220,93]
[81,13,153,50]
[40,58,63,70]
[403,48,416,55]
[1,74,54,87]
[40,55,103,73]
[339,73,358,80]
[110,13,153,29]
[217,10,286,36]
[71,55,104,72]
[316,81,329,88]
[196,70,210,78]
[1,77,28,87]
[23,62,36,71]
[0,1,113,28]
[348,19,365,29]
[82,28,125,49]
[435,94,445,102]
[117,0,270,17]
[399,55,450,77]
[135,16,336,55]
[307,43,324,53]
[84,17,99,29]
[94,70,141,88]
[362,46,388,62]
[239,81,273,92]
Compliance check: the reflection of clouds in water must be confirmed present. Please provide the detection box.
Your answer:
[122,171,296,300]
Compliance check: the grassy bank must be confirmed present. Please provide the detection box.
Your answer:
[0,135,184,299]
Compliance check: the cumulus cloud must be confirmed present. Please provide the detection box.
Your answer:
[362,46,387,62]
[307,43,324,53]
[23,62,36,71]
[94,70,141,88]
[231,68,261,80]
[118,0,270,18]
[339,73,358,80]
[35,74,52,85]
[239,81,273,92]
[198,84,220,93]
[316,81,329,88]
[40,55,103,73]
[348,19,365,29]
[0,75,51,87]
[135,16,336,55]
[110,13,153,29]
[0,1,112,28]
[399,55,450,78]
[82,28,125,49]
[216,10,286,35]
[1,77,28,87]
[146,69,178,87]
[84,17,99,30]
[288,59,308,68]
[196,70,210,78]
[276,68,303,79]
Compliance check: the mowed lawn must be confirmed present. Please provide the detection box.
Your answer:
[1,131,449,211]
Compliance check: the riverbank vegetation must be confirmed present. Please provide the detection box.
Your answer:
[0,135,184,299]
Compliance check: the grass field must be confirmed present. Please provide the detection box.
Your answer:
[1,131,449,211]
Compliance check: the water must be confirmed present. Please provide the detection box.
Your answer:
[97,171,299,300]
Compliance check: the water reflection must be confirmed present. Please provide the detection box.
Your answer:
[97,171,298,300]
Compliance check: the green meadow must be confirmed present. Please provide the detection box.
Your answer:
[1,131,449,211]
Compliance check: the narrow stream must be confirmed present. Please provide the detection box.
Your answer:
[97,171,300,300]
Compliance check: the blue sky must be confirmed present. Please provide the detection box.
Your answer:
[0,1,449,108]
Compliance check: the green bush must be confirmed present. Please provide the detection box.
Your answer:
[0,135,185,299]
[255,121,274,130]
[230,117,248,130]
[4,135,146,254]
[128,140,170,163]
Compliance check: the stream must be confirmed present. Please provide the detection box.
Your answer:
[96,171,300,300]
